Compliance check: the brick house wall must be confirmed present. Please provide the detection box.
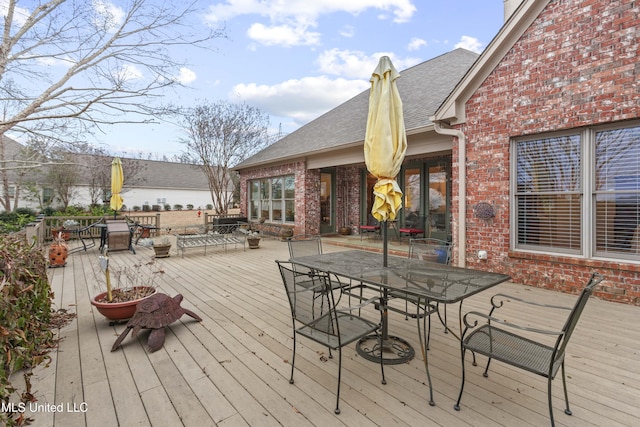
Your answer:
[458,0,640,303]
[238,161,318,236]
[239,162,363,237]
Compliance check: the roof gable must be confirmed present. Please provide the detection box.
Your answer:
[433,0,552,124]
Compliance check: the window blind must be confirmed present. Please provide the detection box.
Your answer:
[515,136,582,251]
[594,127,640,256]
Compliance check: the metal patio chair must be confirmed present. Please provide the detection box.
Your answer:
[454,272,604,426]
[390,238,453,322]
[276,261,386,414]
[68,218,105,254]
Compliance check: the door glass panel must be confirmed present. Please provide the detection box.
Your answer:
[428,165,447,235]
[321,173,332,226]
[404,168,422,221]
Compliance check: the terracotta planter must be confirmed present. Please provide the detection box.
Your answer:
[91,286,156,321]
[153,244,171,258]
[48,243,68,268]
[247,237,260,249]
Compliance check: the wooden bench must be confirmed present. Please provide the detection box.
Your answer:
[176,222,248,257]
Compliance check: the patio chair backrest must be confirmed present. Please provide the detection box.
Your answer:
[409,238,452,265]
[555,273,604,363]
[277,261,336,332]
[287,234,322,259]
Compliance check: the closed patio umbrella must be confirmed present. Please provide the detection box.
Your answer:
[364,56,407,266]
[110,157,124,217]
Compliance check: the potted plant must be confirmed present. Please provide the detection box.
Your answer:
[279,227,293,241]
[51,219,78,240]
[247,231,261,249]
[90,256,160,322]
[152,236,172,258]
[48,231,69,267]
[339,225,352,235]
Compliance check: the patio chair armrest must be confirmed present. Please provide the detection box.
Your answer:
[462,311,563,336]
[490,293,572,311]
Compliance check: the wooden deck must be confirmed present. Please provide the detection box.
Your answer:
[22,236,640,426]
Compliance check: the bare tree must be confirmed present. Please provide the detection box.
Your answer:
[46,150,80,209]
[180,100,270,214]
[0,0,225,210]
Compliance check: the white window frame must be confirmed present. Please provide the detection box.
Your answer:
[511,121,640,262]
[248,175,295,223]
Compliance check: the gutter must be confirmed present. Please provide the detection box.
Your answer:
[432,121,466,268]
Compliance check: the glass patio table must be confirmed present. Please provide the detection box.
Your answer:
[291,249,511,405]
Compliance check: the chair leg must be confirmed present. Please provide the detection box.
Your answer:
[547,376,556,426]
[335,348,342,414]
[483,358,492,377]
[561,360,572,416]
[289,332,296,384]
[454,347,467,411]
[417,302,434,406]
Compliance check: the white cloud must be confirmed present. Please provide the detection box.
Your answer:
[92,0,125,33]
[455,35,484,54]
[247,22,321,47]
[0,1,30,27]
[175,67,197,84]
[316,48,421,79]
[115,64,143,82]
[407,37,427,51]
[339,25,355,38]
[205,0,416,46]
[232,76,369,125]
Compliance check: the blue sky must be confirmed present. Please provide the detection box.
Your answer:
[101,0,507,158]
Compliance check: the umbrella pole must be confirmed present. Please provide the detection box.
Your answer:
[382,221,388,267]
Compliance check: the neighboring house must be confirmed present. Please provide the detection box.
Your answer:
[235,0,640,304]
[0,137,218,211]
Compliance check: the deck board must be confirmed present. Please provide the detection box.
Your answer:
[16,236,640,426]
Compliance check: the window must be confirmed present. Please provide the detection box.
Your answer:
[594,126,640,259]
[42,188,54,204]
[513,122,640,261]
[249,175,295,223]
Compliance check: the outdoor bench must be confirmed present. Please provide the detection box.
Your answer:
[176,222,248,257]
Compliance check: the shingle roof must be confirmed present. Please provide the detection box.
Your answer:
[236,48,479,169]
[124,158,210,190]
[1,136,211,190]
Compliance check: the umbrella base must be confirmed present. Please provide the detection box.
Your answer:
[356,334,415,365]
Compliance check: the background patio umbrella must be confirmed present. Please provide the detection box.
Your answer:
[110,157,124,218]
[364,56,407,266]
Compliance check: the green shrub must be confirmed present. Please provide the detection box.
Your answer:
[133,206,141,212]
[1,235,55,426]
[41,207,56,216]
[186,204,194,210]
[173,204,183,211]
[164,204,171,211]
[0,210,36,234]
[206,204,213,210]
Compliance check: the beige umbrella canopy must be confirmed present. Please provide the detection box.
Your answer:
[364,56,407,266]
[110,157,124,216]
[364,56,407,222]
